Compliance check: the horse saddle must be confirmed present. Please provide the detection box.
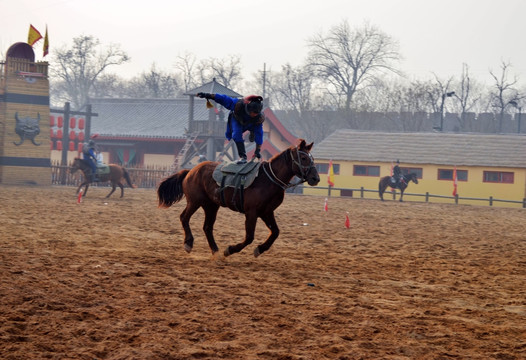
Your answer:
[96,163,110,175]
[212,160,261,213]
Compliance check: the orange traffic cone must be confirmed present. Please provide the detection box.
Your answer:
[345,212,350,229]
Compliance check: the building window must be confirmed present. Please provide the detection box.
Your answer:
[353,165,380,176]
[438,169,468,181]
[483,171,514,184]
[401,167,422,178]
[317,163,340,175]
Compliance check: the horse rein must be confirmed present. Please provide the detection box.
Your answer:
[262,149,315,190]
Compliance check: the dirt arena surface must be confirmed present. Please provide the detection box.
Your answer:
[0,184,525,359]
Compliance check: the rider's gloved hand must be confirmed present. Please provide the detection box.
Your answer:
[196,92,213,99]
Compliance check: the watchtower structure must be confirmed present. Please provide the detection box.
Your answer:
[175,79,242,169]
[0,42,51,185]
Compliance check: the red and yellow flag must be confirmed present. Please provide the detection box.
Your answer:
[28,24,43,46]
[452,166,458,196]
[327,159,335,187]
[43,26,49,57]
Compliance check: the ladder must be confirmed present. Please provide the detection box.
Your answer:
[173,132,199,170]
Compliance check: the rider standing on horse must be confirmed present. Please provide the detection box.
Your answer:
[196,92,264,164]
[392,159,403,186]
[82,139,98,182]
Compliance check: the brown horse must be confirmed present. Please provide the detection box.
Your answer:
[157,139,320,258]
[378,172,419,202]
[70,158,136,198]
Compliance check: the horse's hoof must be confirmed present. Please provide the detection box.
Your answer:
[184,243,193,253]
[254,247,261,258]
[223,247,231,257]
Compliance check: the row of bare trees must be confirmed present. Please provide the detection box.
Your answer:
[42,20,524,135]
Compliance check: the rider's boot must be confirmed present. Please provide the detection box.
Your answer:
[235,141,247,164]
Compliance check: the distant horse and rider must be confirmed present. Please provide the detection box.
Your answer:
[70,158,136,198]
[378,172,419,202]
[157,139,320,258]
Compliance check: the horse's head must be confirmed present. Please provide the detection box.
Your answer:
[291,139,320,186]
[409,173,419,184]
[70,158,82,174]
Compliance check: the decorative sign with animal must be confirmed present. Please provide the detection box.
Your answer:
[13,112,41,146]
[157,139,320,258]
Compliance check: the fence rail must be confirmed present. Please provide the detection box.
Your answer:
[303,185,526,208]
[51,162,173,188]
[51,163,525,208]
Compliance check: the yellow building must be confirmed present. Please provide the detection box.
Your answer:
[307,130,526,208]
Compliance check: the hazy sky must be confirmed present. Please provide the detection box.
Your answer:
[2,0,526,86]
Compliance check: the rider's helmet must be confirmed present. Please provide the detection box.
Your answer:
[88,140,95,147]
[244,95,263,117]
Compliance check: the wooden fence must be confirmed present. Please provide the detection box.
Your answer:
[51,161,173,188]
[51,162,526,208]
[311,185,526,208]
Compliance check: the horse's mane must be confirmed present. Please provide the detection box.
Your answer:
[268,145,292,162]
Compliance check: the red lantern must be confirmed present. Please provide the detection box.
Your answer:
[69,141,75,151]
[78,118,85,130]
[50,141,54,150]
[78,143,83,153]
[50,129,55,138]
[69,130,76,140]
[50,115,55,127]
[57,129,63,138]
[70,117,76,128]
[57,140,62,151]
[57,116,63,128]
[78,131,85,142]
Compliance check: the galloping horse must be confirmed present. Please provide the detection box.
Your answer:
[378,172,419,202]
[157,139,320,258]
[70,158,136,198]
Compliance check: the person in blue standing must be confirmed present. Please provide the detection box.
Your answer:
[82,139,98,182]
[196,92,264,164]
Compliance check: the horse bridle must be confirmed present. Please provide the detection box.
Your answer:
[263,148,316,190]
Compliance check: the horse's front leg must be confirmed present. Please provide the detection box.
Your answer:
[399,189,404,202]
[254,212,279,258]
[180,202,199,253]
[224,212,257,257]
[202,203,220,254]
[82,183,90,197]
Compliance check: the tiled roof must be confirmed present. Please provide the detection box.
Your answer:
[185,79,242,98]
[90,97,209,139]
[313,130,526,168]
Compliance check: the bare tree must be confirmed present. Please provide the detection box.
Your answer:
[489,60,521,132]
[306,20,401,115]
[448,64,482,131]
[50,35,129,109]
[268,63,313,114]
[174,52,198,93]
[206,55,243,89]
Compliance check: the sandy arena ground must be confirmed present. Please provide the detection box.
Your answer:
[0,184,525,359]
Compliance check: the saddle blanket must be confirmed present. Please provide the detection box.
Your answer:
[96,163,110,175]
[212,161,261,189]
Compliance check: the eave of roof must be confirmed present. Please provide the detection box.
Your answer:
[313,130,526,168]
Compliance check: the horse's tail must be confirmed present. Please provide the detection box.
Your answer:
[122,168,137,188]
[157,169,190,208]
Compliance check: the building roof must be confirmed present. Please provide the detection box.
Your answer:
[90,97,209,139]
[313,130,526,168]
[185,78,242,98]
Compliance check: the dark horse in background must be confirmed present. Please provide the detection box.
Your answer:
[157,139,320,258]
[378,172,419,202]
[70,158,136,198]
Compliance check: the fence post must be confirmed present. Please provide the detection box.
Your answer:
[523,198,526,208]
[489,196,493,206]
[360,187,364,198]
[392,189,396,201]
[328,185,332,197]
[425,192,429,202]
[455,194,458,204]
